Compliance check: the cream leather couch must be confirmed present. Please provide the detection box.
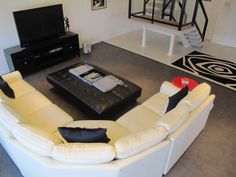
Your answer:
[0,71,215,177]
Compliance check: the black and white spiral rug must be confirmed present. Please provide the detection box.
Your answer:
[172,51,236,91]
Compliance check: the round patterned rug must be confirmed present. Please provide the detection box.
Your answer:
[172,51,236,91]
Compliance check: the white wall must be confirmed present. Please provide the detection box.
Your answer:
[196,0,236,48]
[183,0,221,40]
[0,0,141,75]
[131,0,144,13]
[212,0,236,48]
[201,0,222,40]
[62,0,139,44]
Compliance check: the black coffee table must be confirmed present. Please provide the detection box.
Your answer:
[47,63,142,116]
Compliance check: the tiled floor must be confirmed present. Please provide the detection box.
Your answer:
[105,29,236,65]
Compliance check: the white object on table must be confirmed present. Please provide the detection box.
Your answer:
[69,64,94,76]
[93,75,119,93]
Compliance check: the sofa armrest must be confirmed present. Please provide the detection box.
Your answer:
[2,71,23,84]
[163,95,215,174]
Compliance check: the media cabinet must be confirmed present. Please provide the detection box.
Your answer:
[4,32,80,75]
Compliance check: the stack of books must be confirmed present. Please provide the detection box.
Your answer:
[69,64,123,92]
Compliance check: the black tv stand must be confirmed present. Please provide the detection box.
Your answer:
[4,32,80,75]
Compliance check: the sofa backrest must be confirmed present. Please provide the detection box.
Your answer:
[155,103,190,134]
[114,126,168,159]
[160,81,211,111]
[178,83,211,111]
[52,143,116,164]
[141,81,212,135]
[11,123,61,156]
[0,103,21,131]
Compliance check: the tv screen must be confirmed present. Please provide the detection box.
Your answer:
[13,4,65,47]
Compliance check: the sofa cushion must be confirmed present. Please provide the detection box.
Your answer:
[156,103,190,133]
[142,92,169,116]
[52,143,115,164]
[165,86,188,113]
[8,80,35,98]
[179,83,211,111]
[115,126,168,159]
[160,81,181,96]
[66,120,130,145]
[24,104,73,133]
[8,91,52,115]
[58,127,110,143]
[11,124,60,156]
[117,105,161,132]
[0,76,15,99]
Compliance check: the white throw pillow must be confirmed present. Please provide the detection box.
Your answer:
[160,81,181,96]
[52,143,115,164]
[115,126,168,159]
[11,124,58,156]
[155,103,190,133]
[179,83,211,111]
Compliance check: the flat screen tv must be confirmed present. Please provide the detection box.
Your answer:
[13,4,65,47]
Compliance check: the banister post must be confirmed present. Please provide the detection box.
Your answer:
[178,0,187,31]
[151,0,156,23]
[128,0,132,18]
[143,0,146,15]
[161,0,167,19]
[192,0,199,26]
[169,0,176,21]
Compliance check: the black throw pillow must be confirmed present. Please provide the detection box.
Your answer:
[165,86,188,113]
[58,127,110,143]
[0,76,15,99]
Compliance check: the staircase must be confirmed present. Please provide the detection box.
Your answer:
[144,0,180,22]
[129,0,208,47]
[145,0,164,18]
[184,27,203,47]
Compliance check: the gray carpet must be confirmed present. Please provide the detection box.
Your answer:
[0,42,236,177]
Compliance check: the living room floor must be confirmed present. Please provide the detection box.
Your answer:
[106,29,236,65]
[0,39,236,177]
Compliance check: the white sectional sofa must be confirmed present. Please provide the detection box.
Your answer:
[0,71,215,177]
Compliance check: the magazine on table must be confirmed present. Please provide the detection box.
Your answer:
[93,75,119,92]
[69,64,123,92]
[69,64,94,76]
